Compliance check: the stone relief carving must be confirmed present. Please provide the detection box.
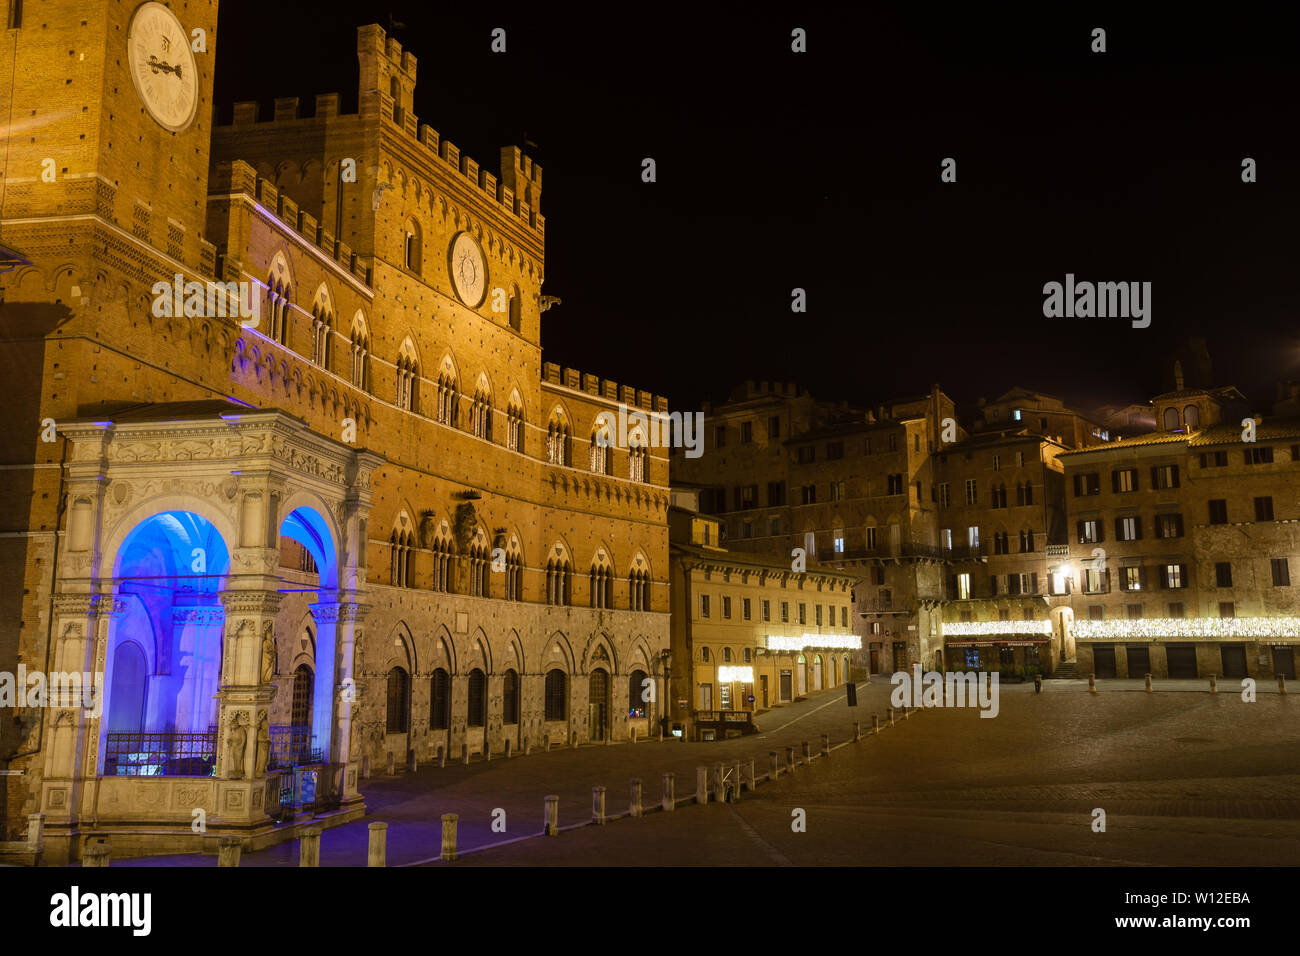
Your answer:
[260,622,277,683]
[227,712,248,780]
[255,712,270,777]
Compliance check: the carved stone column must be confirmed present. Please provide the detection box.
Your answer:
[214,589,282,826]
[42,592,124,828]
[314,598,368,806]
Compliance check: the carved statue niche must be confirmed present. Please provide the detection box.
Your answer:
[254,712,271,777]
[419,510,437,549]
[260,622,277,684]
[228,712,249,779]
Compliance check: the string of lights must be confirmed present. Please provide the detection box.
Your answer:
[1071,618,1300,639]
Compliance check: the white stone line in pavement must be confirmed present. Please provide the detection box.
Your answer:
[755,690,849,736]
[726,803,793,866]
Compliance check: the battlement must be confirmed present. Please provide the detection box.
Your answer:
[218,23,545,243]
[542,362,669,413]
[209,160,373,286]
[357,22,417,80]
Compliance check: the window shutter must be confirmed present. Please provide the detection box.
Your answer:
[1150,466,1159,488]
[1179,564,1188,587]
[990,575,999,596]
[1076,520,1084,543]
[1030,572,1039,594]
[1135,518,1143,540]
[1111,471,1119,493]
[1114,518,1123,540]
[1171,465,1179,488]
[1159,565,1168,589]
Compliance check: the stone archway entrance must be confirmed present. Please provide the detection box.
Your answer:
[589,668,610,741]
[41,406,383,863]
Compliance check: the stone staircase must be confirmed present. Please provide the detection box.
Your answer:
[1051,661,1080,679]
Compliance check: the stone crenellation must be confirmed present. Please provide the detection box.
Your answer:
[542,362,669,413]
[222,23,544,241]
[209,160,374,285]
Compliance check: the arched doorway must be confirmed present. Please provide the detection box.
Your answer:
[812,654,824,690]
[279,505,339,755]
[101,510,230,776]
[589,668,610,741]
[105,640,147,734]
[797,654,807,696]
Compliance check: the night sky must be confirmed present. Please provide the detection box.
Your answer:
[213,3,1300,415]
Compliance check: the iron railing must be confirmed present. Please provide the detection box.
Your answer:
[269,726,323,770]
[104,732,217,777]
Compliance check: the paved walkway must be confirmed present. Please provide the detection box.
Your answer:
[107,678,1298,866]
[112,683,878,866]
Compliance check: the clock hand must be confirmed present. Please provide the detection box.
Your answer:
[147,54,180,76]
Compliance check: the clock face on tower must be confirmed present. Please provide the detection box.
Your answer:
[126,2,199,133]
[449,232,487,307]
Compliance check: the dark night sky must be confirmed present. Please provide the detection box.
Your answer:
[213,2,1300,415]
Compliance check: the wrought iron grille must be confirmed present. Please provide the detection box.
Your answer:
[104,732,217,777]
[268,725,322,769]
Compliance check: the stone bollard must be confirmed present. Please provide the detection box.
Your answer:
[484,741,491,762]
[769,750,779,779]
[544,795,560,836]
[361,754,371,779]
[504,738,513,759]
[1034,674,1042,693]
[300,827,322,867]
[1145,673,1153,693]
[696,766,709,804]
[903,706,910,720]
[800,740,811,762]
[712,763,724,800]
[854,721,861,742]
[658,726,664,743]
[26,813,44,850]
[605,730,612,746]
[571,730,579,748]
[82,840,111,867]
[1280,675,1288,696]
[441,814,458,861]
[524,736,532,756]
[367,822,387,866]
[821,734,830,756]
[1088,674,1097,695]
[385,751,395,775]
[407,749,418,773]
[746,759,755,791]
[438,746,447,769]
[887,707,895,726]
[545,732,551,752]
[218,838,241,867]
[593,786,607,824]
[785,746,795,770]
[733,761,744,801]
[873,714,880,735]
[1210,674,1218,694]
[630,779,643,817]
[461,744,469,765]
[662,772,675,811]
